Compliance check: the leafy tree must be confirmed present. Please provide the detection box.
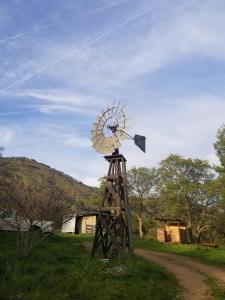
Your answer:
[213,124,225,242]
[214,124,225,172]
[214,124,225,200]
[157,154,217,243]
[127,167,157,238]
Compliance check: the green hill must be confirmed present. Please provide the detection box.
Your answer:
[0,157,100,211]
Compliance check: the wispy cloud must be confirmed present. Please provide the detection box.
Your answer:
[64,134,91,148]
[1,0,225,187]
[1,0,166,92]
[0,126,13,144]
[13,89,99,105]
[0,111,36,116]
[9,89,105,115]
[123,94,225,168]
[0,0,127,45]
[5,0,223,94]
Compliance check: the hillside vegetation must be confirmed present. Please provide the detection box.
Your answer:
[0,157,100,211]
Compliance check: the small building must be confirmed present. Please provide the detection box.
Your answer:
[62,212,98,234]
[0,214,54,232]
[155,217,187,243]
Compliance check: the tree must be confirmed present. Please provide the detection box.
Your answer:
[213,124,225,242]
[157,154,217,243]
[214,124,225,200]
[214,124,225,171]
[0,167,74,256]
[127,167,157,238]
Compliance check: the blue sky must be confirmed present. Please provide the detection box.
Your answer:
[1,0,225,186]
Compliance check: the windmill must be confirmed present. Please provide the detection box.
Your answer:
[0,146,4,157]
[91,102,146,258]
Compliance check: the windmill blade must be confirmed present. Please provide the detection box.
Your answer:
[116,131,127,140]
[91,102,142,155]
[91,134,103,144]
[92,136,104,147]
[93,123,104,132]
[111,100,117,116]
[109,134,119,145]
[92,122,100,130]
[113,140,121,149]
[101,109,110,122]
[91,130,102,137]
[113,101,121,118]
[96,116,105,125]
[101,138,111,149]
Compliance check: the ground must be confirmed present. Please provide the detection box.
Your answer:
[135,249,225,300]
[135,238,225,299]
[2,232,225,299]
[0,232,180,300]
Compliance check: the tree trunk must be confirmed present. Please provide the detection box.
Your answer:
[136,214,143,239]
[186,221,194,243]
[196,232,201,244]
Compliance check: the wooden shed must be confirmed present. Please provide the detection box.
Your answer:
[155,217,187,243]
[62,212,98,234]
[75,213,97,234]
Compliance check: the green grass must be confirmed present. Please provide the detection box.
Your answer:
[134,238,225,267]
[206,277,225,300]
[0,232,181,300]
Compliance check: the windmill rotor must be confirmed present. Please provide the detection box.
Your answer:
[91,102,146,154]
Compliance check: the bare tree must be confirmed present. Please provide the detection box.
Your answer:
[0,169,74,256]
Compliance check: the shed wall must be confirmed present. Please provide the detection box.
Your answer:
[81,215,96,234]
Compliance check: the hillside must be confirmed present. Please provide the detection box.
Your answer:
[0,157,100,211]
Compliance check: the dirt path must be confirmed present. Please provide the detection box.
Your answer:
[135,249,225,300]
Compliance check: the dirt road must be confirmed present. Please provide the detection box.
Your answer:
[135,249,225,300]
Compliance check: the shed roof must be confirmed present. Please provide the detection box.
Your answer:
[76,211,99,217]
[155,217,185,223]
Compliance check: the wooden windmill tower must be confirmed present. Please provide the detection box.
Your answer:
[91,103,146,258]
[0,146,4,157]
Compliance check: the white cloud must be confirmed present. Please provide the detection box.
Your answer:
[0,126,13,144]
[38,5,225,90]
[7,89,106,115]
[18,90,85,105]
[78,176,100,187]
[123,95,225,167]
[1,0,225,186]
[64,134,91,148]
[2,1,225,93]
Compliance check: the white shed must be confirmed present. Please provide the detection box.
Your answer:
[62,212,98,234]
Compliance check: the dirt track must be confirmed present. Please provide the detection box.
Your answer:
[135,249,225,300]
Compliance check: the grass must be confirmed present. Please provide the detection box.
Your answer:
[206,277,225,300]
[134,238,225,267]
[0,232,181,300]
